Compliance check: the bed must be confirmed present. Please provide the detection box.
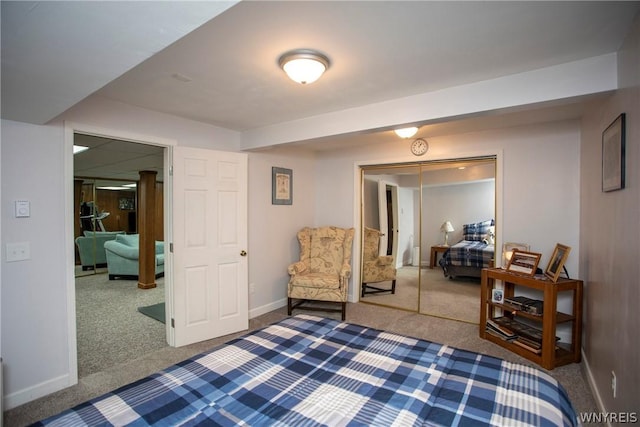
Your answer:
[34,314,577,426]
[439,219,495,279]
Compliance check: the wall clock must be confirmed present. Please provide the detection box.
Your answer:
[410,138,429,156]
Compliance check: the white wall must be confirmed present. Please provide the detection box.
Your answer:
[579,12,639,414]
[422,180,495,259]
[1,120,70,408]
[246,148,316,317]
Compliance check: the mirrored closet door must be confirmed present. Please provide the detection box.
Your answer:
[360,157,496,323]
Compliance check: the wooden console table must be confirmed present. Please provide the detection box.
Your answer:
[480,267,583,370]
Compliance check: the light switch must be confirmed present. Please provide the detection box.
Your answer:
[6,242,30,262]
[15,200,30,218]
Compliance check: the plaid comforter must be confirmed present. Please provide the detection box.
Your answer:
[441,240,495,268]
[35,315,577,426]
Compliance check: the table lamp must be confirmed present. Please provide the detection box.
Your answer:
[441,221,454,246]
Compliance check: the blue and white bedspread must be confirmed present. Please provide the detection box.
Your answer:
[35,315,577,426]
[441,240,495,268]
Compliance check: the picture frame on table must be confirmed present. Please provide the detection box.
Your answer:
[491,288,504,304]
[502,242,530,268]
[602,113,625,192]
[545,243,571,282]
[272,167,293,205]
[506,249,541,277]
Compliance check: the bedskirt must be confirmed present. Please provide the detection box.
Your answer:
[34,314,577,426]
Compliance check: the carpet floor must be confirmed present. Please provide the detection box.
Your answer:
[75,271,166,378]
[361,266,480,323]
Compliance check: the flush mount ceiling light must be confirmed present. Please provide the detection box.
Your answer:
[394,127,418,138]
[73,144,89,154]
[278,49,330,84]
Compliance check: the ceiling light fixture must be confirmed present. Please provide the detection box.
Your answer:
[394,127,418,138]
[73,145,89,154]
[278,49,330,84]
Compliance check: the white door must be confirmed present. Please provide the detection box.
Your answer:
[171,147,248,347]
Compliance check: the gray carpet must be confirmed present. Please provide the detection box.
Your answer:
[75,271,166,378]
[6,298,602,426]
[361,266,480,323]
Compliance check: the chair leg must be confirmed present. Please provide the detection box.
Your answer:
[391,279,396,294]
[361,283,367,298]
[341,302,346,321]
[287,297,292,316]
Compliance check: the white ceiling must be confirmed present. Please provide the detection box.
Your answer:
[2,1,639,179]
[93,1,639,131]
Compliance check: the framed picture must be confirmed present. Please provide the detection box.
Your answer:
[602,113,626,192]
[272,167,293,205]
[502,242,530,268]
[491,288,504,304]
[545,243,571,282]
[506,249,541,277]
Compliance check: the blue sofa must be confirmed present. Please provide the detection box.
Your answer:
[104,234,165,280]
[75,231,124,270]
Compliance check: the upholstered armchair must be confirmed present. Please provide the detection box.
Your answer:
[104,234,165,280]
[287,226,355,321]
[361,227,397,297]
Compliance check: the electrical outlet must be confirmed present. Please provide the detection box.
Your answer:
[249,283,256,294]
[611,371,617,398]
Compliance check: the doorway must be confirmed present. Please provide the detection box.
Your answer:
[73,132,167,378]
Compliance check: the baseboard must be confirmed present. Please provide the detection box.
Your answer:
[4,372,74,410]
[249,298,287,319]
[581,349,612,427]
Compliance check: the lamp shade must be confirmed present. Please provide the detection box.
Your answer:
[440,221,454,233]
[279,49,330,84]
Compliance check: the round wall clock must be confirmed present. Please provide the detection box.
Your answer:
[410,138,429,156]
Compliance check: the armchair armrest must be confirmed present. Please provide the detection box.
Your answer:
[288,261,307,276]
[340,262,352,279]
[104,241,139,260]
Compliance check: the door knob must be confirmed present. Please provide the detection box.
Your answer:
[240,250,247,256]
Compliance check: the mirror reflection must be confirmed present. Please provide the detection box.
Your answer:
[74,178,138,277]
[361,158,496,323]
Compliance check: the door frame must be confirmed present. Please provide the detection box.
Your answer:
[352,149,504,304]
[64,121,177,382]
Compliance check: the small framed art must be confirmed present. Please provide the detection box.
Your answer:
[545,243,571,282]
[272,167,293,205]
[502,242,530,267]
[506,249,541,277]
[602,113,626,192]
[491,288,504,304]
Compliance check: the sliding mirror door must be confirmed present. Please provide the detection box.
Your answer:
[361,165,421,311]
[360,157,496,322]
[418,158,496,323]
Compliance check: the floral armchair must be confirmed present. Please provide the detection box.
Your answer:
[361,227,397,297]
[287,226,354,321]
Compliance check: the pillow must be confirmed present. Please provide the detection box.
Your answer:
[463,219,495,241]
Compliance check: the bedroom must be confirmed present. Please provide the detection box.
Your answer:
[2,1,639,423]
